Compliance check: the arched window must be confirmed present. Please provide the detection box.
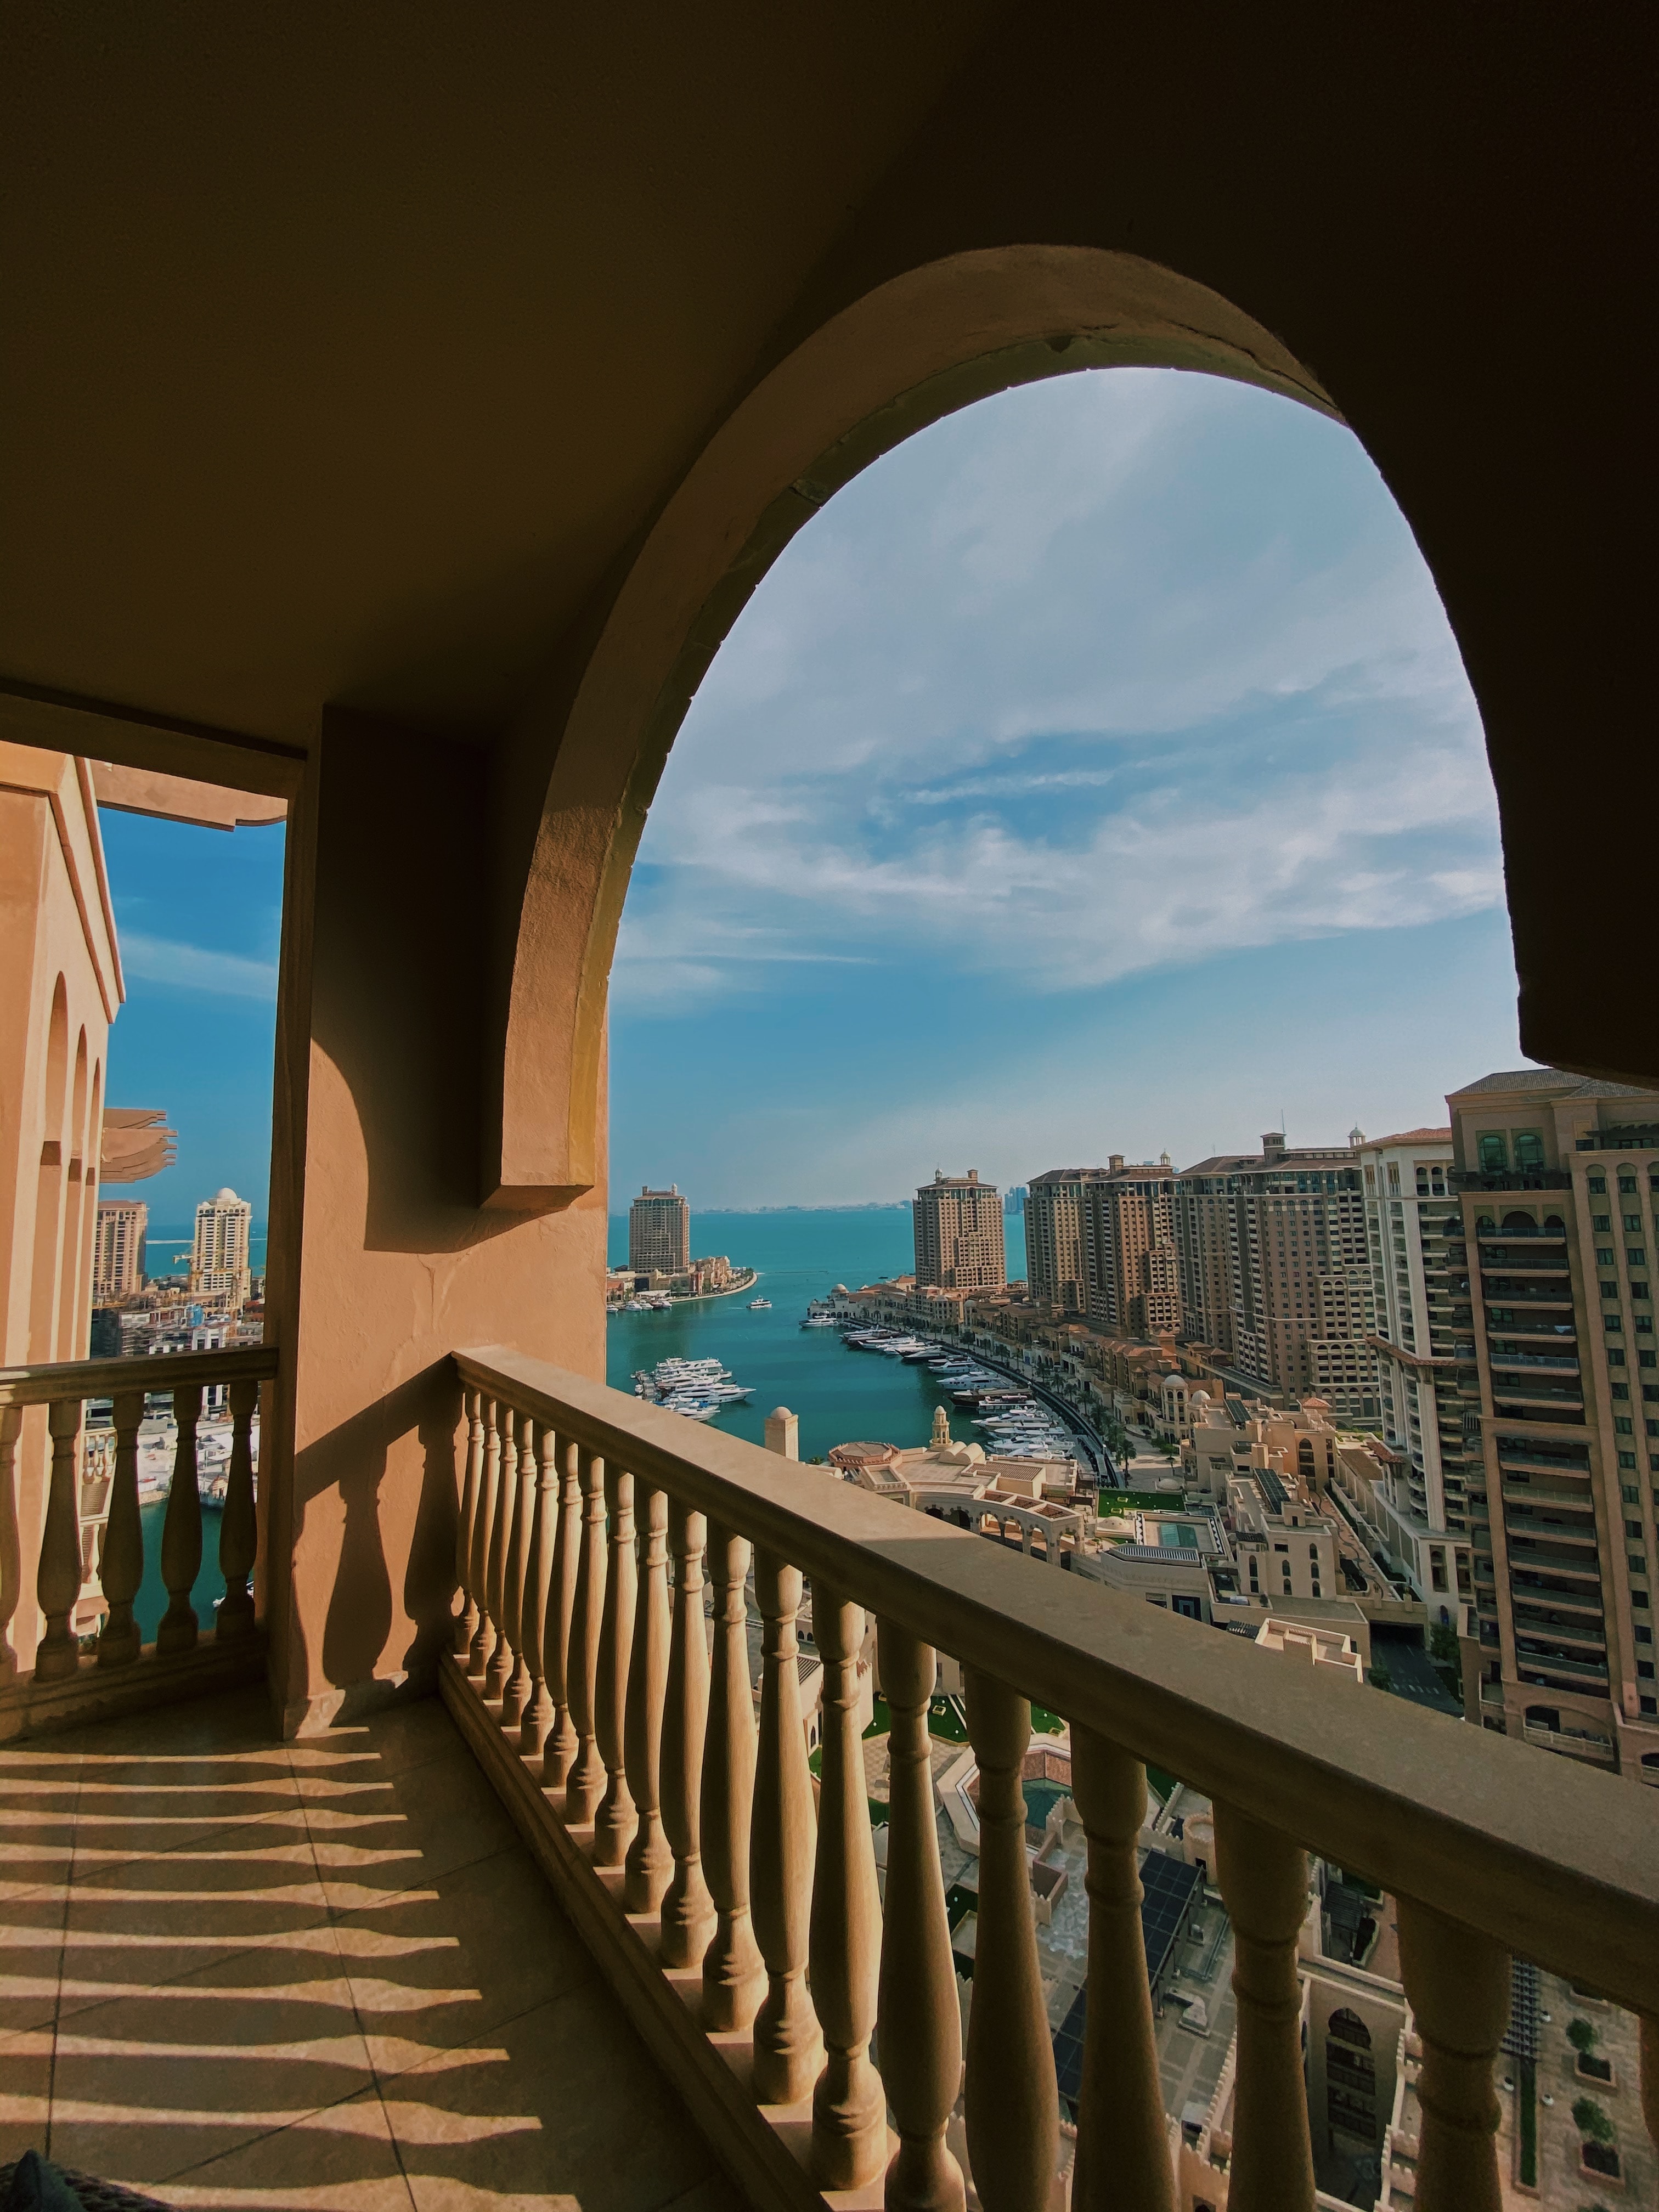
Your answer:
[1328,2007,1372,2049]
[1502,1210,1536,1230]
[1513,1131,1544,1171]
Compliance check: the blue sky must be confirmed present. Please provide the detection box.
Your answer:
[95,365,1532,1227]
[97,810,283,1229]
[611,366,1528,1204]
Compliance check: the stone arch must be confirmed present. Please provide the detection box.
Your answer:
[489,245,1339,1202]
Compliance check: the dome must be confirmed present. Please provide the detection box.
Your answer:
[1190,1388,1211,1405]
[215,1187,238,1201]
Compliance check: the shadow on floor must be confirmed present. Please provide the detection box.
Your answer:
[1,1685,737,2212]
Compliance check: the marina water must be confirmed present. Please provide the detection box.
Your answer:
[607,1205,1028,1462]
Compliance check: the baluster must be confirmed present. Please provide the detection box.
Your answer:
[751,1548,822,2104]
[661,1500,715,1965]
[1069,1728,1175,2212]
[97,1390,146,1666]
[701,1521,765,2030]
[1396,1899,1506,2212]
[1212,1803,1315,2212]
[594,1463,639,1864]
[216,1378,259,1640]
[518,1420,557,1756]
[156,1383,204,1656]
[876,1622,964,2212]
[500,1412,537,1725]
[623,1482,672,1911]
[454,1387,484,1655]
[563,1446,607,1823]
[1641,2014,1657,2159]
[35,1397,87,1680]
[963,1669,1058,2212]
[467,1398,501,1677]
[543,1433,582,1789]
[484,1404,519,1700]
[809,1588,885,2188]
[0,1405,20,1682]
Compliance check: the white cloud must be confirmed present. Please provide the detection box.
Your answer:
[121,934,279,1000]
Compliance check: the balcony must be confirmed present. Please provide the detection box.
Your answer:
[1521,1720,1618,1766]
[1485,1350,1579,1373]
[4,1345,1658,2212]
[1473,1223,1568,1243]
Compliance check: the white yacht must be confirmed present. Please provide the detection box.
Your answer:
[748,1296,772,1309]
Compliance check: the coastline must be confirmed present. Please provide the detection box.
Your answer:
[608,1266,760,1313]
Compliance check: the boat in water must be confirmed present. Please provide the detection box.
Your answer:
[748,1296,772,1309]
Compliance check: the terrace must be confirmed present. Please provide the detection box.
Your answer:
[3,1344,1656,2212]
[1,13,1656,2212]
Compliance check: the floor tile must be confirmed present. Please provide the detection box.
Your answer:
[0,1886,68,2037]
[48,1936,376,2185]
[0,2028,53,2165]
[332,1846,599,2080]
[58,1830,332,2015]
[301,1744,518,1915]
[386,1991,731,2212]
[292,1697,462,1785]
[157,2086,415,2211]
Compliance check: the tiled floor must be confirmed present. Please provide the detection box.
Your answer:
[0,1684,741,2212]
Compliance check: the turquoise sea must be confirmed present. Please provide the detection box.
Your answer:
[606,1205,1028,1464]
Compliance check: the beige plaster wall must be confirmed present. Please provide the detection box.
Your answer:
[0,749,119,1670]
[268,718,606,1736]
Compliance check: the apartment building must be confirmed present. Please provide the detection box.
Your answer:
[1081,1155,1180,1337]
[191,1186,253,1307]
[92,1198,147,1302]
[1024,1168,1105,1314]
[1175,1134,1377,1423]
[1350,1130,1483,1606]
[913,1169,1006,1292]
[1449,1068,1659,1781]
[628,1183,691,1276]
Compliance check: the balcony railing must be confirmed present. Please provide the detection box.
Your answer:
[446,1346,1658,2212]
[0,1345,277,1726]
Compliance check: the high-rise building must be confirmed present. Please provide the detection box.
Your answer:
[1447,1068,1659,1781]
[1173,1134,1376,1422]
[191,1187,252,1306]
[1353,1130,1476,1541]
[92,1199,147,1301]
[1082,1156,1181,1338]
[1025,1170,1108,1313]
[629,1184,690,1276]
[913,1170,1006,1291]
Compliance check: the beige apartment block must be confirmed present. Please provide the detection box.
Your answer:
[1024,1167,1105,1313]
[190,1185,253,1307]
[628,1182,691,1275]
[1081,1155,1180,1337]
[913,1167,1006,1291]
[92,1196,147,1302]
[1175,1132,1376,1424]
[1448,1066,1659,1782]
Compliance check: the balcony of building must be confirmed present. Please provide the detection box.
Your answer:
[2,13,1657,2210]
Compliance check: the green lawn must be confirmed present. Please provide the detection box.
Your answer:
[927,1695,969,1742]
[1030,1705,1068,1737]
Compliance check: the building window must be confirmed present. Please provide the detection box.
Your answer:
[1590,1173,1607,1194]
[1514,1132,1544,1170]
[1620,1451,1639,1469]
[1477,1134,1508,1172]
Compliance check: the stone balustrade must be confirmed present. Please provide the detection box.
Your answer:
[0,1345,277,1728]
[448,1346,1656,2212]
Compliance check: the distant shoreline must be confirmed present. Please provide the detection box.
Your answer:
[610,1266,760,1312]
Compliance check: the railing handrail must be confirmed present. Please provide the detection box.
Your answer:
[454,1346,1658,2017]
[0,1344,278,1407]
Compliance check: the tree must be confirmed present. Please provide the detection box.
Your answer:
[1369,1660,1394,1692]
[1428,1622,1460,1667]
[1572,2097,1614,2146]
[1567,2018,1599,2056]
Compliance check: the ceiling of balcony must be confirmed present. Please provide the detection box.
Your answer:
[0,4,993,752]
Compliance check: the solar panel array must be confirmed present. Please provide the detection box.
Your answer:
[1052,1849,1203,2111]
